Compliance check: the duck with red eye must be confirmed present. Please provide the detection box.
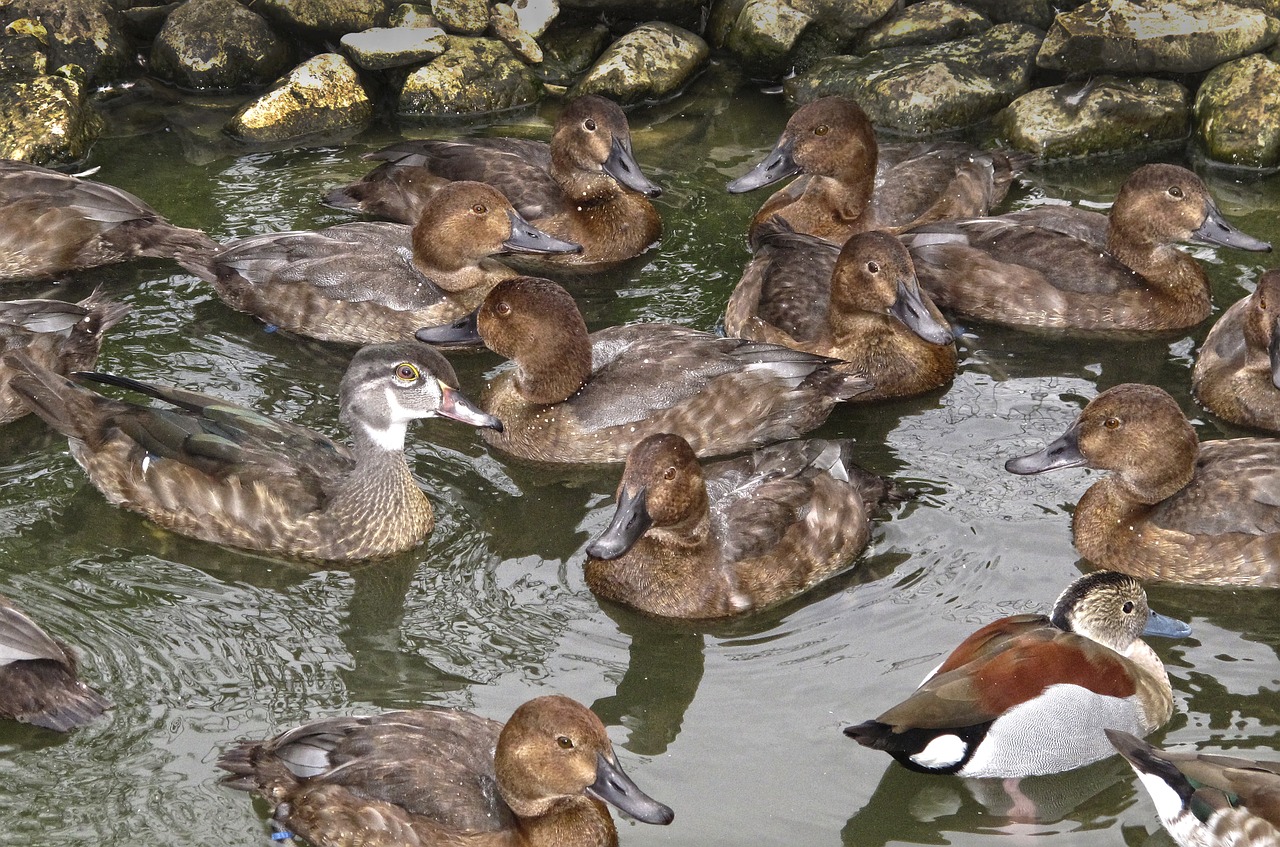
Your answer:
[1193,268,1280,433]
[1006,383,1280,587]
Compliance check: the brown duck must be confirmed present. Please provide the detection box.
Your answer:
[1193,269,1280,433]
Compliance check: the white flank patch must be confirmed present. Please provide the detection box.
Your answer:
[911,734,967,769]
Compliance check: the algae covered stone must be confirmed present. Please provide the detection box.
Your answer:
[855,0,990,52]
[226,53,373,144]
[399,37,542,116]
[575,21,708,104]
[253,0,391,38]
[341,26,448,70]
[8,0,131,86]
[151,0,293,91]
[0,73,102,164]
[1195,53,1280,168]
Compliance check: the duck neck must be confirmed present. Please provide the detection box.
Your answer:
[810,174,872,230]
[1106,226,1210,307]
[551,151,619,207]
[514,328,592,405]
[518,796,618,847]
[324,420,431,542]
[411,221,486,293]
[1073,478,1186,578]
[1120,638,1173,732]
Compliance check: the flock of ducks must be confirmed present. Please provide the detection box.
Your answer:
[0,92,1277,847]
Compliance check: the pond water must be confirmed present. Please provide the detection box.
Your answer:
[1,64,1277,847]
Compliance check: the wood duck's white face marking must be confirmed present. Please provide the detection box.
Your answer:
[1134,769,1187,826]
[910,734,966,770]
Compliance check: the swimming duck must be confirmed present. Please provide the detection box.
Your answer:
[0,593,111,731]
[726,96,1027,249]
[180,181,580,346]
[1107,729,1280,847]
[902,163,1272,331]
[1192,269,1280,433]
[217,694,674,847]
[415,276,870,464]
[724,224,956,401]
[0,159,217,282]
[323,95,663,267]
[4,341,502,561]
[1005,383,1280,587]
[844,570,1190,778]
[0,290,130,424]
[584,433,894,619]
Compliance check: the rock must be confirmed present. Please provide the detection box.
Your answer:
[713,0,899,77]
[1038,0,1280,75]
[855,0,990,52]
[1195,53,1280,168]
[996,76,1189,159]
[490,4,542,63]
[962,0,1057,28]
[574,22,709,104]
[722,0,813,78]
[252,0,391,39]
[789,0,898,43]
[150,0,293,91]
[341,25,448,70]
[398,36,542,116]
[431,0,488,34]
[388,3,440,26]
[559,0,705,28]
[510,0,557,37]
[226,53,374,144]
[0,24,49,81]
[786,23,1043,135]
[0,73,102,164]
[119,1,182,41]
[7,0,131,87]
[535,22,610,85]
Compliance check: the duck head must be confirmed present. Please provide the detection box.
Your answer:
[1050,571,1191,654]
[552,95,662,199]
[1108,164,1271,255]
[833,231,953,345]
[727,96,878,194]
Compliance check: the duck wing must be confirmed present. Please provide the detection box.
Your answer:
[749,223,841,341]
[873,142,1030,229]
[0,596,68,666]
[1151,439,1280,536]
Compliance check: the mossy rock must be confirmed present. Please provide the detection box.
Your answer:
[398,37,543,116]
[1195,53,1280,168]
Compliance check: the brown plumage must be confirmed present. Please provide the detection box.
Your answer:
[1193,269,1280,433]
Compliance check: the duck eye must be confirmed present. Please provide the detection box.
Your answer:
[1103,416,1120,430]
[663,466,677,481]
[556,735,574,749]
[584,118,597,132]
[395,363,420,382]
[865,260,880,274]
[814,124,829,136]
[494,301,512,317]
[1167,186,1183,199]
[472,203,487,214]
[1122,601,1135,614]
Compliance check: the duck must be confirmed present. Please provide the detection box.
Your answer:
[0,159,217,282]
[217,694,674,847]
[179,181,580,346]
[724,223,956,401]
[0,593,111,731]
[323,95,663,267]
[1192,269,1280,433]
[1005,382,1280,587]
[725,96,1028,249]
[414,276,870,464]
[0,289,130,424]
[844,570,1190,778]
[584,433,896,619]
[4,341,502,561]
[901,163,1272,331]
[1107,729,1280,847]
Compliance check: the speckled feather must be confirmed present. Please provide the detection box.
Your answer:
[0,594,110,731]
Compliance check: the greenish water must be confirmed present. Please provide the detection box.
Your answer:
[0,66,1277,847]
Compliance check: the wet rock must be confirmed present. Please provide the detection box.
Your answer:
[1038,0,1280,75]
[996,76,1189,159]
[721,0,813,78]
[432,0,488,34]
[490,4,542,63]
[0,72,102,164]
[535,22,610,85]
[560,0,705,27]
[341,25,448,69]
[253,0,391,39]
[574,21,708,104]
[118,1,181,41]
[712,0,898,77]
[388,3,440,26]
[226,53,374,144]
[855,0,990,52]
[0,24,48,80]
[963,0,1056,28]
[786,23,1042,135]
[7,0,131,87]
[150,0,293,91]
[398,36,542,116]
[790,0,898,43]
[1195,53,1280,168]
[509,0,557,37]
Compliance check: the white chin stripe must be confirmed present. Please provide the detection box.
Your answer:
[911,734,967,770]
[1134,770,1187,825]
[360,420,408,451]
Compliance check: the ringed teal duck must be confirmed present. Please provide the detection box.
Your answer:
[584,433,895,619]
[180,181,579,345]
[0,159,216,282]
[324,95,662,267]
[1107,729,1280,847]
[724,225,956,401]
[5,341,501,561]
[902,163,1272,331]
[415,276,870,463]
[0,290,130,424]
[844,570,1190,778]
[0,593,111,731]
[1006,383,1280,587]
[726,96,1027,248]
[1192,269,1280,433]
[217,694,674,847]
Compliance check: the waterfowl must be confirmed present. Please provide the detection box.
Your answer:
[584,433,894,619]
[724,225,956,401]
[1192,269,1280,433]
[0,159,217,282]
[844,570,1190,778]
[726,96,1026,248]
[0,593,111,731]
[902,163,1272,331]
[217,694,674,847]
[4,341,502,561]
[180,181,580,346]
[0,290,130,424]
[1107,729,1280,847]
[1005,383,1280,587]
[324,95,663,267]
[415,276,870,464]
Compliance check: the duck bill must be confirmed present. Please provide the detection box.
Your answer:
[1269,320,1280,390]
[416,310,482,346]
[1191,203,1271,252]
[890,280,953,345]
[726,136,800,194]
[586,751,674,826]
[436,381,503,432]
[604,136,662,198]
[585,486,651,560]
[503,209,582,255]
[1143,609,1192,639]
[1004,423,1086,475]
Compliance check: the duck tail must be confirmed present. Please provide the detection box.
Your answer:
[78,287,132,336]
[805,360,874,402]
[14,662,113,731]
[4,350,104,442]
[216,739,269,792]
